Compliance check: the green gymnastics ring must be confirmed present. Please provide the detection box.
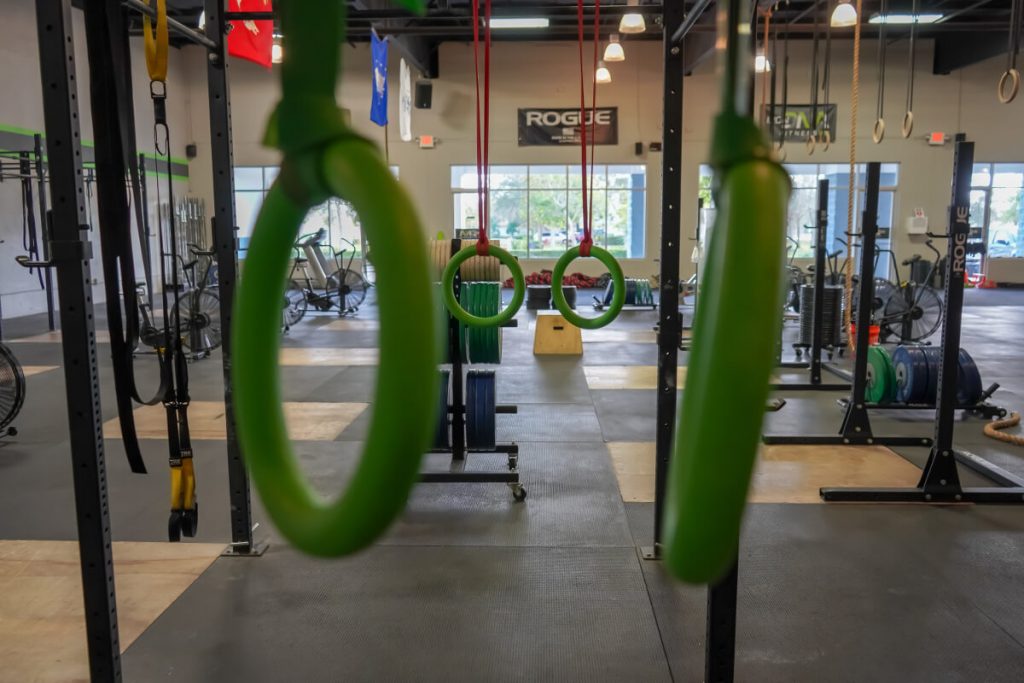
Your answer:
[551,246,625,329]
[441,245,525,327]
[233,141,437,557]
[231,0,436,558]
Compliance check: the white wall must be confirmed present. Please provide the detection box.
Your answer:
[0,3,192,322]
[181,34,1024,284]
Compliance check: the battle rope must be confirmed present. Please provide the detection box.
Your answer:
[551,0,625,329]
[843,0,864,352]
[873,0,888,143]
[663,0,791,584]
[902,0,918,137]
[441,0,526,327]
[233,0,438,557]
[985,413,1024,446]
[999,0,1022,103]
[145,0,198,541]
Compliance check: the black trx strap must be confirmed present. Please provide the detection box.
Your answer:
[19,153,44,289]
[82,0,170,474]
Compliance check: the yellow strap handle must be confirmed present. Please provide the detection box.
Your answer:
[143,0,169,82]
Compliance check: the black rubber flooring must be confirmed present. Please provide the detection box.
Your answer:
[2,288,1024,681]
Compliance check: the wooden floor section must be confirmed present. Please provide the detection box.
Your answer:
[278,347,379,366]
[608,442,923,504]
[20,365,59,378]
[8,330,111,344]
[103,401,367,441]
[584,365,687,390]
[321,319,380,332]
[0,540,222,683]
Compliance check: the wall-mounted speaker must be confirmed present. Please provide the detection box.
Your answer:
[415,81,433,109]
[185,143,198,160]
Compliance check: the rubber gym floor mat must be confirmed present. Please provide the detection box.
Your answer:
[607,442,922,504]
[103,401,367,441]
[584,364,686,390]
[294,365,378,403]
[0,540,223,683]
[576,341,660,366]
[639,502,1024,682]
[495,403,605,443]
[6,329,112,344]
[495,362,593,404]
[278,347,379,366]
[281,328,382,349]
[590,389,658,442]
[122,545,672,682]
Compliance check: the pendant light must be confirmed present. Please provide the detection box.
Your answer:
[604,34,625,62]
[831,0,858,27]
[619,0,646,34]
[596,61,612,84]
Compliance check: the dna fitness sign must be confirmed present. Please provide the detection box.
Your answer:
[762,104,837,142]
[517,107,619,146]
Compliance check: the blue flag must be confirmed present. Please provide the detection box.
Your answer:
[370,33,389,127]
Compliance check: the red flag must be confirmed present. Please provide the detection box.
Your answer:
[228,0,274,69]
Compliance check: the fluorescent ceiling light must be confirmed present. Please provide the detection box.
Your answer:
[272,43,283,64]
[596,61,612,84]
[619,0,646,33]
[868,13,944,24]
[755,54,771,73]
[490,17,550,29]
[604,34,625,62]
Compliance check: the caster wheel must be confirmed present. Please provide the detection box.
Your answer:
[168,511,182,542]
[180,504,199,537]
[512,486,527,502]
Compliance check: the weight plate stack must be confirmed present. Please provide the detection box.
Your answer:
[865,346,898,404]
[527,284,552,310]
[921,347,944,404]
[624,279,639,305]
[461,252,501,282]
[465,370,497,450]
[434,370,451,449]
[561,285,577,310]
[798,284,843,348]
[957,348,984,406]
[429,239,452,281]
[461,282,502,363]
[893,345,930,403]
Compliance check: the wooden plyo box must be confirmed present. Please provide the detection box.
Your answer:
[533,311,583,355]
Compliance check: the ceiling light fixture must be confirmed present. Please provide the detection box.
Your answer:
[596,61,612,84]
[604,34,625,62]
[868,13,944,24]
[490,17,550,29]
[830,0,858,28]
[619,0,646,34]
[272,43,283,64]
[755,54,771,73]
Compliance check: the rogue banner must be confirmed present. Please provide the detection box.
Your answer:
[762,104,837,142]
[518,107,618,146]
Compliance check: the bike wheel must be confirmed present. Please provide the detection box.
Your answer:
[0,343,26,432]
[284,281,308,327]
[881,284,943,342]
[178,290,222,353]
[341,270,370,310]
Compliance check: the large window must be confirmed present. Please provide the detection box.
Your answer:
[971,163,1024,266]
[234,166,398,257]
[451,164,646,258]
[699,163,899,271]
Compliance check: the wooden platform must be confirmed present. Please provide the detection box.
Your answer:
[278,347,378,366]
[20,365,59,378]
[584,365,687,390]
[608,442,923,504]
[103,401,367,441]
[533,311,583,356]
[0,540,222,683]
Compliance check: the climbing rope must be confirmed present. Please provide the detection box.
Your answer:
[820,9,833,151]
[551,0,625,329]
[233,0,439,557]
[807,3,821,154]
[843,0,864,351]
[999,0,1022,103]
[985,413,1024,446]
[441,0,526,327]
[663,0,791,585]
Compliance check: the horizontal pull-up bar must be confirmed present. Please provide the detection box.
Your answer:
[122,0,218,50]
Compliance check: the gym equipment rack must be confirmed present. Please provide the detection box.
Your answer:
[822,136,1024,504]
[763,163,933,448]
[28,2,260,679]
[771,178,850,391]
[423,239,524,500]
